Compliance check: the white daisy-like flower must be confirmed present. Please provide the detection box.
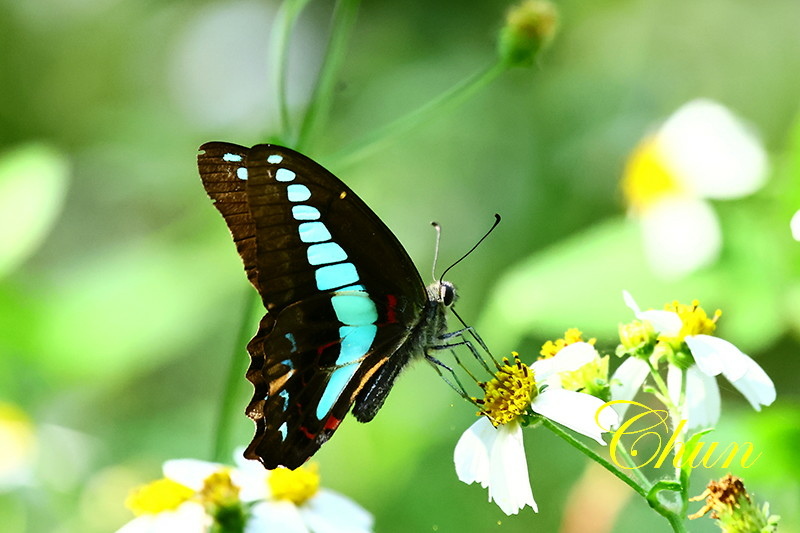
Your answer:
[454,345,619,515]
[234,456,374,533]
[119,454,372,533]
[613,291,776,429]
[791,209,800,241]
[117,459,221,533]
[622,99,768,279]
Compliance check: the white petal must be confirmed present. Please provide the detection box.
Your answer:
[454,417,495,488]
[610,357,651,421]
[301,489,374,533]
[667,365,720,429]
[621,290,682,336]
[791,209,800,241]
[231,453,270,502]
[531,342,598,381]
[728,357,776,411]
[162,459,223,491]
[248,501,308,533]
[622,290,642,315]
[685,335,749,380]
[488,422,537,515]
[116,502,210,533]
[531,388,618,445]
[658,99,767,199]
[640,198,721,279]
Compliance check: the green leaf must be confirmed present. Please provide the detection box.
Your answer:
[0,144,69,278]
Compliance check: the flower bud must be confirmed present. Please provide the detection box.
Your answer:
[498,0,558,67]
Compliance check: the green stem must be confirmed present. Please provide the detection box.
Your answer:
[647,481,689,533]
[613,439,652,489]
[540,418,647,498]
[295,0,361,151]
[269,0,313,142]
[212,289,259,463]
[329,60,509,169]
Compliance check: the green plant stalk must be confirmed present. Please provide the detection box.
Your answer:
[212,289,259,463]
[269,0,313,143]
[540,418,647,498]
[542,418,687,532]
[330,60,509,169]
[295,0,361,151]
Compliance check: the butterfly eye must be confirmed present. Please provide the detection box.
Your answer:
[440,281,456,307]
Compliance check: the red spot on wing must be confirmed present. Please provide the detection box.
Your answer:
[386,294,398,324]
[299,425,315,439]
[323,415,342,432]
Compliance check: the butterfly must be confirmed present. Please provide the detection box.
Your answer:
[197,142,458,470]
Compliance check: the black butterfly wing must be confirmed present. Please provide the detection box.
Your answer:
[198,142,431,469]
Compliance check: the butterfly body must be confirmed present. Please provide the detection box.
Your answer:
[198,142,455,469]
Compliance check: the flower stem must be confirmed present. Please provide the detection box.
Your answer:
[540,418,647,498]
[269,0,313,143]
[295,0,361,151]
[212,289,258,463]
[542,419,689,532]
[329,60,509,169]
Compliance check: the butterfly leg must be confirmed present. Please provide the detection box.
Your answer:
[424,350,478,405]
[435,334,496,376]
[450,308,500,366]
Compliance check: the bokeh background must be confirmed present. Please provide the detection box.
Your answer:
[1,0,799,531]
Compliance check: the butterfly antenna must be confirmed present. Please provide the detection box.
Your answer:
[430,221,442,282]
[438,213,501,282]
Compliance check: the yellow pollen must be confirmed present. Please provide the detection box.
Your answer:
[479,352,535,426]
[125,478,195,516]
[621,136,684,212]
[662,299,721,342]
[540,328,595,359]
[199,469,240,508]
[268,463,320,505]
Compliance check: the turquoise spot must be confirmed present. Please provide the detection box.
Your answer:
[279,358,293,368]
[236,167,248,180]
[278,422,288,440]
[223,153,242,162]
[307,242,347,265]
[316,364,359,419]
[331,293,378,325]
[276,168,296,182]
[292,205,320,220]
[267,154,283,164]
[315,262,359,290]
[284,333,298,353]
[287,184,310,201]
[298,222,331,243]
[337,324,377,365]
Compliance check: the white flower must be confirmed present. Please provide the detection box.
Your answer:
[119,454,373,533]
[117,502,210,533]
[622,99,768,279]
[454,346,619,515]
[791,209,800,241]
[117,459,219,533]
[613,291,776,429]
[234,455,374,533]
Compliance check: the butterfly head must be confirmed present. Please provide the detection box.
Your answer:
[427,280,457,307]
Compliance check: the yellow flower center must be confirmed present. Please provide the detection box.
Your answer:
[661,299,721,343]
[618,320,656,351]
[268,464,320,505]
[476,352,535,427]
[199,469,240,508]
[0,403,36,477]
[622,136,684,212]
[540,328,594,359]
[125,478,195,516]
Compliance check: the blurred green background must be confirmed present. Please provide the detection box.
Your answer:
[1,0,799,531]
